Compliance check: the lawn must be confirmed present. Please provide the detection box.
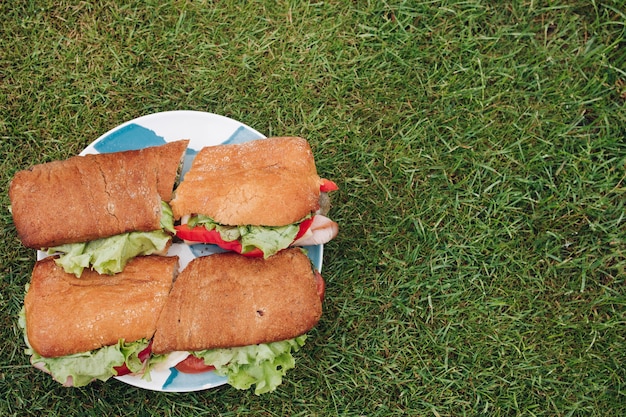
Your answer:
[1,1,625,416]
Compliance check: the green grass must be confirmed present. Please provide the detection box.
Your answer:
[1,0,625,415]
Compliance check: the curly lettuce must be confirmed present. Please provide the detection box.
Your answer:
[192,336,307,395]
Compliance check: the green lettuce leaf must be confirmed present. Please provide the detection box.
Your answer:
[18,306,149,387]
[193,335,307,395]
[189,215,305,258]
[48,202,174,277]
[238,224,299,257]
[29,340,150,387]
[159,201,176,234]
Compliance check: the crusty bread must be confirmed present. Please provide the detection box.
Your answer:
[9,140,188,248]
[170,137,322,226]
[151,248,322,354]
[24,256,178,358]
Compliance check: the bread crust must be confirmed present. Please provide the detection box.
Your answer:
[170,137,322,226]
[9,140,188,248]
[151,248,322,354]
[24,256,178,358]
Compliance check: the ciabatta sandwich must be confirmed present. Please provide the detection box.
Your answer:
[171,137,338,258]
[20,255,179,387]
[9,140,188,276]
[150,248,325,394]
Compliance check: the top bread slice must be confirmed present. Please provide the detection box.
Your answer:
[170,137,322,226]
[151,248,322,354]
[24,255,179,358]
[9,140,189,249]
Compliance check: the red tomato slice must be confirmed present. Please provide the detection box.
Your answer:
[114,363,131,376]
[320,179,339,193]
[175,225,241,250]
[174,224,263,257]
[175,355,216,374]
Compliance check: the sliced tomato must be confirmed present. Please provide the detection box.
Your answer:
[175,355,216,374]
[113,363,131,376]
[174,224,263,257]
[175,225,241,250]
[314,270,325,303]
[320,179,339,193]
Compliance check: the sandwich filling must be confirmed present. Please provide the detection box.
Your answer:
[174,213,313,258]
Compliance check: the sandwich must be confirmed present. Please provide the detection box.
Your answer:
[170,137,338,258]
[19,255,179,387]
[9,140,189,276]
[150,248,325,394]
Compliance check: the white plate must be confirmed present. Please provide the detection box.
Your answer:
[39,110,324,392]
